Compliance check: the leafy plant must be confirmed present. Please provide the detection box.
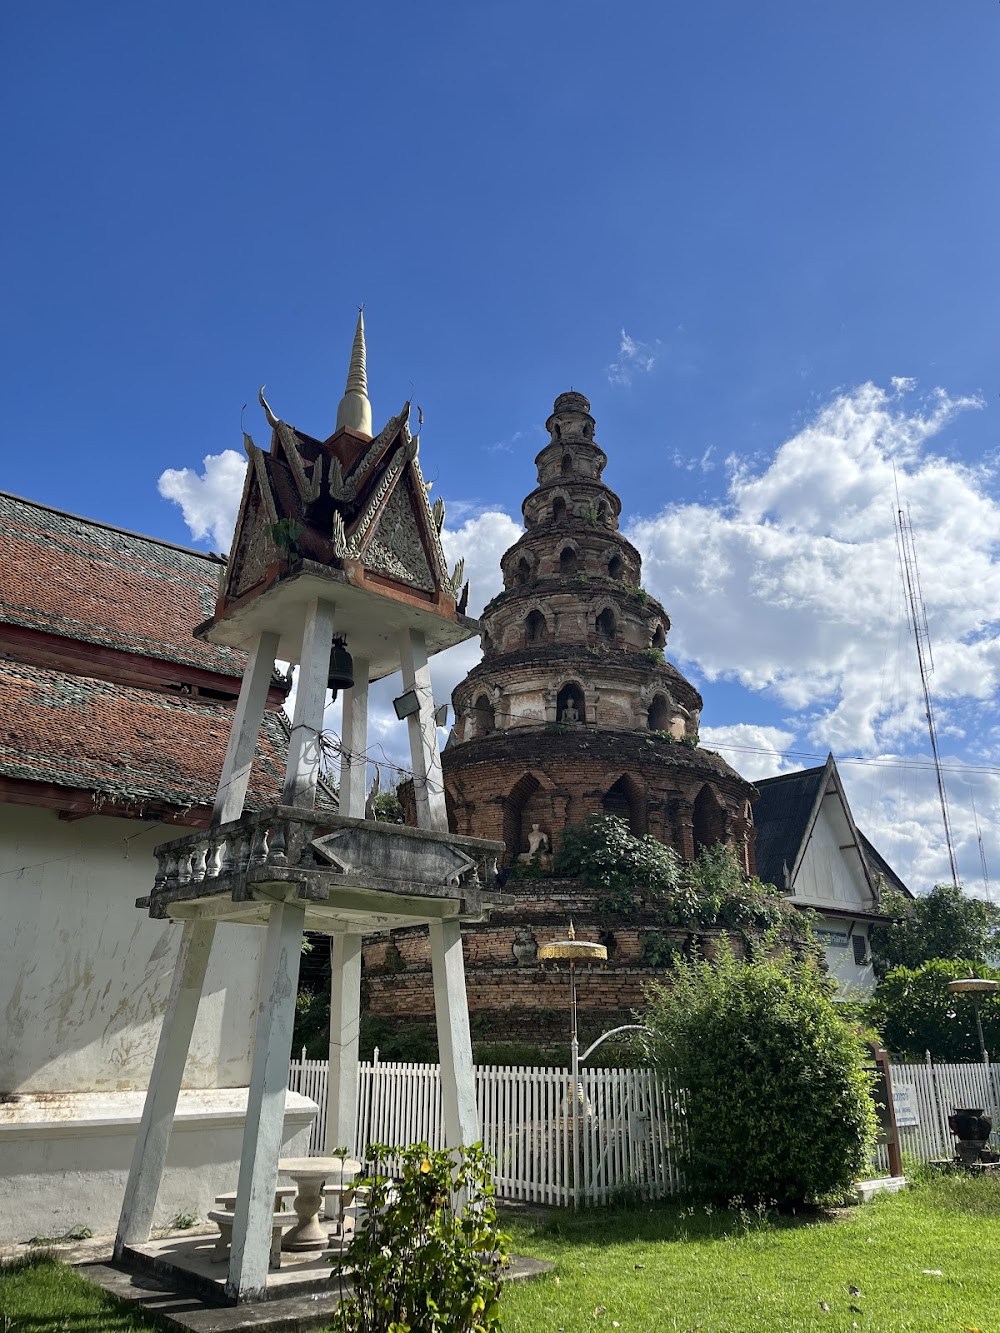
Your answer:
[264,517,304,551]
[27,1225,92,1246]
[870,957,1000,1060]
[555,815,681,901]
[371,790,405,824]
[556,817,805,942]
[170,1211,198,1230]
[870,883,1000,979]
[642,944,878,1204]
[329,1142,508,1333]
[641,930,681,968]
[641,647,665,666]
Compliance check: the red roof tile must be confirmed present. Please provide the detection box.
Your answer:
[0,492,244,678]
[0,659,286,813]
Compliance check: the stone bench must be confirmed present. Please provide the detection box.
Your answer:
[214,1186,296,1211]
[207,1209,299,1269]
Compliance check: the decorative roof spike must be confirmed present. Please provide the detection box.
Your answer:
[335,308,373,436]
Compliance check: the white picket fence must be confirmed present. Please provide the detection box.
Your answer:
[289,1054,1000,1203]
[874,1057,1000,1172]
[288,1055,684,1205]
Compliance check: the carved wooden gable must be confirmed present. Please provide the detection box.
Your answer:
[362,478,436,592]
[226,445,278,599]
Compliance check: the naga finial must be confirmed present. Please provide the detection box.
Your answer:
[258,385,280,429]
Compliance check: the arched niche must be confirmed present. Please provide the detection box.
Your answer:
[608,553,624,579]
[515,556,531,586]
[556,681,585,725]
[559,545,578,575]
[552,496,568,523]
[502,772,548,863]
[472,693,495,737]
[651,623,666,651]
[524,609,548,644]
[648,694,670,731]
[601,774,645,835]
[596,607,617,639]
[692,784,726,856]
[560,453,573,476]
[596,500,609,524]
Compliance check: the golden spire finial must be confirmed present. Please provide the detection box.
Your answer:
[335,307,372,435]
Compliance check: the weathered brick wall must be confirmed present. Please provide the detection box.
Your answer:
[361,880,754,1046]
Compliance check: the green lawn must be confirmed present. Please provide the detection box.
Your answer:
[500,1173,1000,1332]
[0,1250,170,1331]
[3,1176,1000,1332]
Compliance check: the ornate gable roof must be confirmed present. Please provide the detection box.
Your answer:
[219,393,464,613]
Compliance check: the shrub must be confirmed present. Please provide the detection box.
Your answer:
[642,945,877,1204]
[870,884,1000,979]
[329,1142,508,1333]
[555,814,681,900]
[870,957,1000,1061]
[555,817,808,943]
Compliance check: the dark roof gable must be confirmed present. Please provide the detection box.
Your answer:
[752,764,827,891]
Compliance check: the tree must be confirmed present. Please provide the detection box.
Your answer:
[642,945,877,1204]
[870,884,1000,979]
[870,958,1000,1061]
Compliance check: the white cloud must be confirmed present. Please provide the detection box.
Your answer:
[628,378,998,888]
[483,425,545,455]
[158,449,246,550]
[699,723,799,782]
[607,328,660,386]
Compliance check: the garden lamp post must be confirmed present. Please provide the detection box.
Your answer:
[948,977,999,1148]
[538,923,607,1208]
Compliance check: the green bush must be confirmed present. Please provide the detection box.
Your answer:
[555,814,681,901]
[870,957,1000,1060]
[329,1142,508,1333]
[642,945,877,1204]
[555,817,808,943]
[870,884,1000,979]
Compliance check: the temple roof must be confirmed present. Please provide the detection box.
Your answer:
[0,492,247,679]
[753,757,908,898]
[203,372,476,672]
[0,659,288,819]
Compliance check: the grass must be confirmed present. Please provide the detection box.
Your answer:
[0,1250,171,1331]
[499,1171,1000,1332]
[3,1174,1000,1332]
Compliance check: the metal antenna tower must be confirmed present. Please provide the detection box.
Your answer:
[893,476,960,887]
[972,789,992,903]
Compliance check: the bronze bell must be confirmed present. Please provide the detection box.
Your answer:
[327,636,354,696]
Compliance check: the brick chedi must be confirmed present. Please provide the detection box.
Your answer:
[443,390,755,865]
[364,392,759,1055]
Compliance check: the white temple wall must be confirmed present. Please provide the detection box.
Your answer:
[0,804,318,1242]
[0,805,262,1094]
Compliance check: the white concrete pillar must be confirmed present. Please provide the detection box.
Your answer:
[326,931,363,1153]
[115,920,217,1257]
[226,897,306,1302]
[429,919,479,1147]
[282,599,336,809]
[213,631,279,825]
[397,627,448,833]
[339,656,370,819]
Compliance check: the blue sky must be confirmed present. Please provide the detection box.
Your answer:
[4,3,999,892]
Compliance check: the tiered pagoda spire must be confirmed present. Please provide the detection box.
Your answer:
[441,391,755,869]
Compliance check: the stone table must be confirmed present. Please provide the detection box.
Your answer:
[277,1157,363,1251]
